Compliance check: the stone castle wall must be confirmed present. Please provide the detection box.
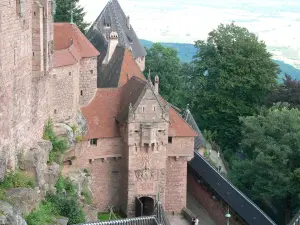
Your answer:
[165,157,188,213]
[0,0,53,177]
[89,158,123,211]
[79,57,97,106]
[50,64,80,122]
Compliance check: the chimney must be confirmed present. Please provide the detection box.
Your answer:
[154,75,159,94]
[126,16,130,30]
[103,32,118,64]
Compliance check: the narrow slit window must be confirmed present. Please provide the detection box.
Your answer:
[168,137,173,144]
[80,90,83,96]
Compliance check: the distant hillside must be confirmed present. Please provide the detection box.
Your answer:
[141,39,300,81]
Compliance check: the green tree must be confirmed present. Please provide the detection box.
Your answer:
[229,104,300,224]
[54,0,90,33]
[266,74,300,108]
[145,43,189,108]
[191,23,279,157]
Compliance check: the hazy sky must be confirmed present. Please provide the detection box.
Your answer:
[79,0,300,65]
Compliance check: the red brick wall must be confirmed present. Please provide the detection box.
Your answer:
[187,174,241,225]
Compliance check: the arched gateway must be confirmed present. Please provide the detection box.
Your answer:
[135,196,155,217]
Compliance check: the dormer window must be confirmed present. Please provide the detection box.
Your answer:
[104,23,110,28]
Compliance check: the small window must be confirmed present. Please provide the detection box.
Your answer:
[16,0,25,17]
[69,72,71,75]
[90,70,93,74]
[89,159,92,164]
[142,107,145,112]
[153,106,156,111]
[33,12,36,16]
[33,52,34,56]
[90,139,97,146]
[54,109,57,114]
[168,137,173,144]
[80,90,83,96]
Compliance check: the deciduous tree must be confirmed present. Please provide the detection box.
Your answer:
[266,74,300,108]
[229,104,300,224]
[191,23,279,157]
[145,43,189,108]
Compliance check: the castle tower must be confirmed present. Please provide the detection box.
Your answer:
[0,0,54,176]
[86,0,147,75]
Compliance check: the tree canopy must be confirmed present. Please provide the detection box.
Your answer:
[229,104,300,223]
[54,0,90,33]
[145,43,190,108]
[190,23,279,157]
[266,74,300,108]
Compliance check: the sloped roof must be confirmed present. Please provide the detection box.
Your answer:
[189,153,277,225]
[182,108,207,149]
[81,77,197,139]
[98,46,146,88]
[86,0,146,59]
[53,23,100,68]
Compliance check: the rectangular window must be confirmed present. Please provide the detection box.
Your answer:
[90,139,97,146]
[168,137,173,144]
[80,90,83,96]
[16,0,25,17]
[90,70,93,74]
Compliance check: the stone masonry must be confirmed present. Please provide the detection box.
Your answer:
[0,0,53,176]
[79,57,97,106]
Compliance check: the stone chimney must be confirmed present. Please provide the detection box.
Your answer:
[154,75,159,94]
[103,32,119,64]
[126,16,130,30]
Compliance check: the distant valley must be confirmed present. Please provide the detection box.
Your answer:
[141,39,300,81]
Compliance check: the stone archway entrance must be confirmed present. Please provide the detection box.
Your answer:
[135,196,155,217]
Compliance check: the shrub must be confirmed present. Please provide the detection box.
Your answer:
[81,183,92,205]
[75,135,83,143]
[43,119,69,164]
[46,193,85,225]
[55,175,77,197]
[0,170,35,189]
[25,201,58,225]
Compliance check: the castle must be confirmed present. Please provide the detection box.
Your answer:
[0,0,198,219]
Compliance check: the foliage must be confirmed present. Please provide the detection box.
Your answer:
[141,39,300,81]
[54,0,90,33]
[55,175,77,197]
[46,193,85,225]
[25,201,58,225]
[43,119,69,164]
[76,135,83,142]
[27,175,84,225]
[190,23,279,157]
[228,104,300,222]
[97,212,122,221]
[81,183,92,205]
[144,43,190,108]
[0,170,35,190]
[266,74,300,108]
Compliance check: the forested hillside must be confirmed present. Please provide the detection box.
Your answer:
[141,39,300,81]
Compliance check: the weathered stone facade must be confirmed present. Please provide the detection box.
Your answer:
[79,57,97,106]
[0,0,53,176]
[50,64,80,122]
[67,76,197,216]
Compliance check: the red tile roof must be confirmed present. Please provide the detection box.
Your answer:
[118,49,146,87]
[53,23,100,68]
[81,77,197,139]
